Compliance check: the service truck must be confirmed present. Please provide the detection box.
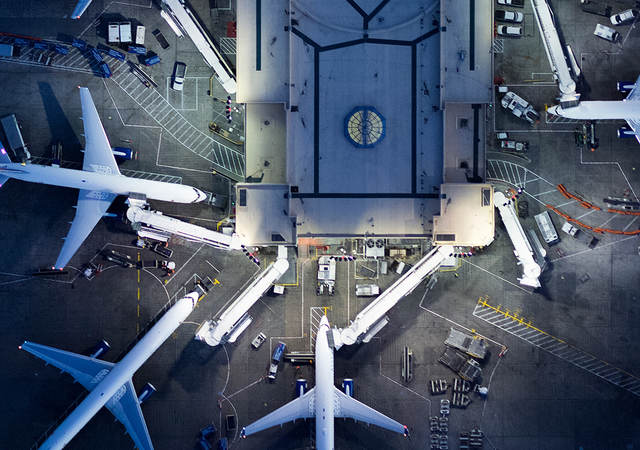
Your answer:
[119,22,132,43]
[501,91,540,124]
[268,342,286,380]
[108,24,120,43]
[0,114,30,161]
[580,0,612,17]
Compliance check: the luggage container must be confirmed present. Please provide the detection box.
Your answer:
[135,25,145,45]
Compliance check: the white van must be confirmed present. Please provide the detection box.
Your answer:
[594,23,619,41]
[610,9,638,25]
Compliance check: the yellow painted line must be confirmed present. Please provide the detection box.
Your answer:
[476,296,564,342]
[137,287,140,301]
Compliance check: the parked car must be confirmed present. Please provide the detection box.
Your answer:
[610,9,638,25]
[497,25,522,37]
[251,332,267,349]
[594,23,619,41]
[500,140,528,152]
[496,132,509,140]
[497,0,524,7]
[495,10,523,23]
[172,61,187,91]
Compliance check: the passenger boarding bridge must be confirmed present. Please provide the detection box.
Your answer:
[195,246,289,347]
[493,192,542,289]
[530,0,580,105]
[160,0,236,94]
[333,245,454,350]
[127,206,242,251]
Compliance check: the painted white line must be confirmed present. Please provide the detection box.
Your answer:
[575,209,598,220]
[164,243,205,286]
[550,235,638,263]
[462,259,532,294]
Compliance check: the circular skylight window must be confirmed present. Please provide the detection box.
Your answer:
[344,106,386,148]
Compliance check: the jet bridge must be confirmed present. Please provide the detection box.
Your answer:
[127,206,242,251]
[333,245,453,349]
[530,0,580,105]
[195,246,289,346]
[494,191,542,289]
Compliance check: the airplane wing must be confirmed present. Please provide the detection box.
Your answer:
[79,87,120,175]
[104,379,154,450]
[71,0,93,19]
[242,388,315,437]
[624,75,640,144]
[20,341,114,392]
[21,342,154,450]
[333,387,408,435]
[54,189,117,269]
[626,119,640,144]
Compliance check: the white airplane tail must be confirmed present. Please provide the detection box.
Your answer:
[0,144,12,187]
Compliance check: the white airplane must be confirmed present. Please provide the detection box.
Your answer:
[241,315,409,450]
[548,75,640,144]
[20,291,199,450]
[70,0,92,19]
[0,87,207,269]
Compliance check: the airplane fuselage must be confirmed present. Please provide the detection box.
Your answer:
[38,294,198,450]
[0,163,206,203]
[548,100,640,120]
[315,319,335,450]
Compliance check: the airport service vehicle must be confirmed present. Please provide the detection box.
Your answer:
[316,255,336,295]
[498,0,524,7]
[112,146,136,160]
[438,347,482,382]
[355,284,380,297]
[242,316,409,449]
[251,332,267,349]
[152,29,170,49]
[0,113,30,161]
[444,328,488,360]
[535,211,559,244]
[580,0,612,17]
[103,249,134,268]
[128,45,147,55]
[611,9,638,25]
[497,25,522,36]
[0,87,207,269]
[0,43,14,56]
[500,140,528,152]
[268,342,286,380]
[495,10,524,22]
[108,23,120,43]
[21,292,199,450]
[549,75,640,145]
[501,91,540,124]
[72,38,87,50]
[119,22,132,43]
[135,25,146,45]
[594,23,619,42]
[143,54,160,66]
[172,61,187,91]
